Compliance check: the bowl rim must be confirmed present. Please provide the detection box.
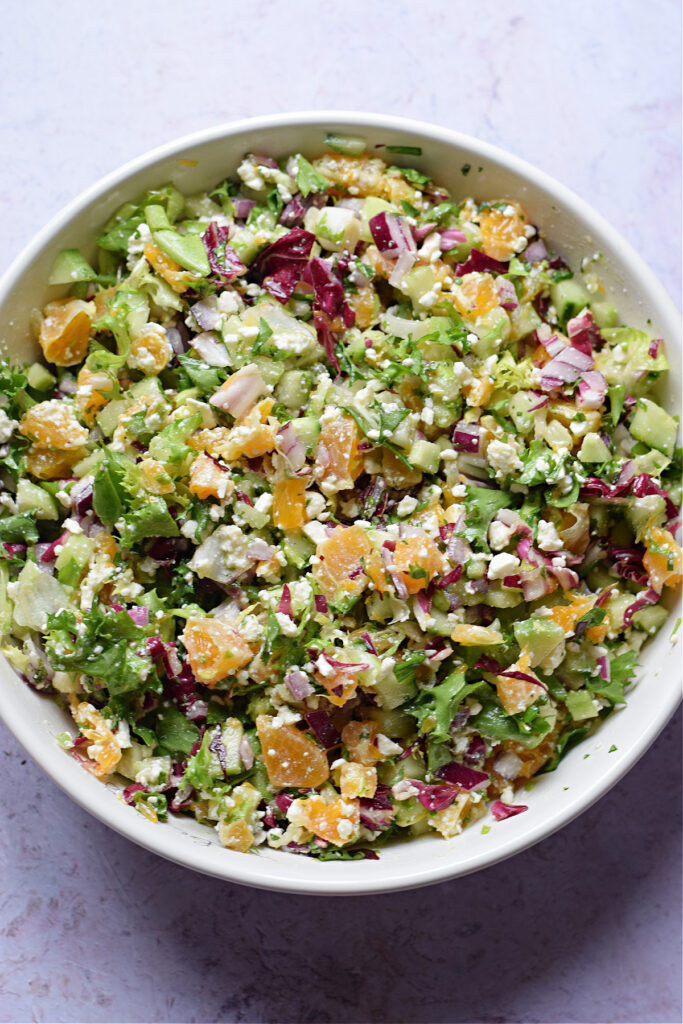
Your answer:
[0,110,680,895]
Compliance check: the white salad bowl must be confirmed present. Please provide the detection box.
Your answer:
[0,112,680,895]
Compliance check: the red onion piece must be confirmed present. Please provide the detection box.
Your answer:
[369,212,416,256]
[521,238,548,263]
[190,300,223,332]
[496,277,518,310]
[277,584,292,616]
[209,364,269,418]
[284,669,314,700]
[314,594,328,613]
[439,228,467,250]
[276,421,307,471]
[452,422,480,453]
[190,331,231,367]
[567,309,602,357]
[247,539,276,562]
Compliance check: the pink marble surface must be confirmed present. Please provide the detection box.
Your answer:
[0,1,681,1022]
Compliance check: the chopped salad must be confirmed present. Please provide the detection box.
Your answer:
[0,140,680,861]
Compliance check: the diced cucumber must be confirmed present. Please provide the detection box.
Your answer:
[229,226,263,264]
[550,279,590,323]
[325,133,367,156]
[578,432,611,463]
[590,299,618,328]
[626,494,666,540]
[276,370,314,410]
[632,604,669,633]
[394,797,428,827]
[55,534,95,587]
[565,690,600,722]
[313,207,361,253]
[509,301,542,340]
[145,204,172,232]
[152,229,210,276]
[367,707,415,738]
[16,479,59,521]
[96,399,128,437]
[27,363,57,392]
[48,248,97,286]
[128,375,165,403]
[401,265,437,306]
[513,618,565,668]
[630,398,678,456]
[221,718,245,775]
[408,439,440,474]
[283,533,315,569]
[292,416,321,450]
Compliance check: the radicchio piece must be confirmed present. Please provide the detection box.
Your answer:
[521,238,548,263]
[277,583,292,616]
[409,780,459,812]
[490,800,528,821]
[540,343,594,391]
[435,762,490,791]
[250,228,315,303]
[305,710,340,749]
[202,222,246,281]
[313,312,341,372]
[455,249,509,276]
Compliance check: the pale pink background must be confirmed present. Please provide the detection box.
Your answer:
[0,1,680,1021]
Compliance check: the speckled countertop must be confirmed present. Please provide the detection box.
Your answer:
[0,2,680,1022]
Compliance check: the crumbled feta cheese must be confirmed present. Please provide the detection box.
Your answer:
[488,552,520,580]
[488,519,513,551]
[537,519,563,552]
[275,612,298,637]
[487,439,522,476]
[396,495,418,517]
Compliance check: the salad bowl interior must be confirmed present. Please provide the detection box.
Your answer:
[0,112,679,895]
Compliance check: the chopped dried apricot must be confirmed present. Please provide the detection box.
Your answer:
[381,447,422,489]
[217,820,254,852]
[313,524,372,602]
[289,793,360,845]
[364,548,389,593]
[452,273,499,318]
[339,762,377,799]
[392,533,444,594]
[341,719,383,765]
[495,653,544,715]
[347,287,379,328]
[256,715,329,789]
[452,624,504,646]
[644,527,682,593]
[128,326,173,375]
[139,457,174,495]
[188,452,234,501]
[464,375,495,409]
[75,367,115,423]
[273,478,307,530]
[71,701,121,777]
[143,241,194,293]
[20,400,89,450]
[182,616,253,685]
[315,417,362,493]
[548,593,608,642]
[26,445,86,479]
[315,666,358,708]
[39,298,93,366]
[479,201,527,262]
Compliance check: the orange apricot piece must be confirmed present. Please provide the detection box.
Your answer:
[255,715,329,789]
[182,617,253,686]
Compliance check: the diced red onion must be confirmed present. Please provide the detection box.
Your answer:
[39,531,70,563]
[277,584,292,616]
[596,655,611,682]
[314,594,328,613]
[649,338,662,358]
[452,421,480,453]
[567,309,602,357]
[496,277,518,310]
[540,344,594,391]
[360,632,378,654]
[369,212,416,257]
[209,364,269,418]
[439,228,467,250]
[247,539,276,562]
[623,587,660,627]
[521,239,548,263]
[70,479,93,516]
[127,606,149,627]
[239,736,254,770]
[232,198,256,220]
[284,669,314,700]
[190,300,223,332]
[276,422,307,471]
[389,248,417,287]
[190,331,231,367]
